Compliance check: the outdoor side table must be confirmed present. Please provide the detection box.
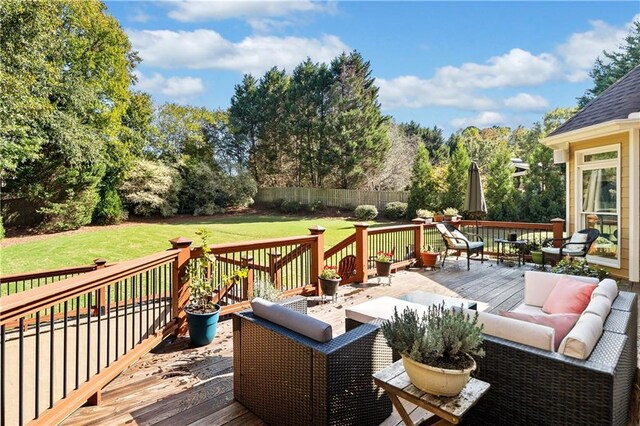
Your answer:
[495,238,527,266]
[373,360,490,426]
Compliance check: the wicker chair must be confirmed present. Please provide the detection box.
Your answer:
[233,304,393,425]
[436,223,484,270]
[465,290,637,425]
[541,228,600,267]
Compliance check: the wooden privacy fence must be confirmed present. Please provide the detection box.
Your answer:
[256,187,408,210]
[0,218,565,424]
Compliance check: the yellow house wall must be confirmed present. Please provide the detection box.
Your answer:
[567,132,631,279]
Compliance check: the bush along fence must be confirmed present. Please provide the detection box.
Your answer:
[255,187,408,210]
[0,219,565,425]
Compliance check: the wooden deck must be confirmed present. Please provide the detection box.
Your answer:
[62,259,638,426]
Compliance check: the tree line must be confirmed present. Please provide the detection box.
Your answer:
[1,0,638,237]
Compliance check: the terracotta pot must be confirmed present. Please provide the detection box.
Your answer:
[420,251,439,268]
[433,214,444,222]
[319,277,341,296]
[401,354,476,397]
[375,260,392,277]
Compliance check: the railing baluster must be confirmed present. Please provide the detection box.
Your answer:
[106,285,111,367]
[146,270,150,339]
[63,301,68,397]
[139,273,143,343]
[75,296,80,390]
[97,289,102,374]
[115,281,120,361]
[35,312,40,418]
[131,275,136,349]
[86,293,91,382]
[19,318,24,426]
[49,305,54,408]
[124,278,128,355]
[1,325,5,426]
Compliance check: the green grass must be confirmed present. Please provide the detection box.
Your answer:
[1,214,384,275]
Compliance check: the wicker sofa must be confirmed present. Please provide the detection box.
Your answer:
[464,272,637,426]
[233,296,393,426]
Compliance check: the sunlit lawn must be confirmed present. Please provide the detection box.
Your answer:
[1,214,386,275]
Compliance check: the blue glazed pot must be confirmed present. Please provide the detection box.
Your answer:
[185,304,221,346]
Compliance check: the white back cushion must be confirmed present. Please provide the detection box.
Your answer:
[582,296,611,320]
[566,232,588,251]
[591,278,618,301]
[524,271,598,307]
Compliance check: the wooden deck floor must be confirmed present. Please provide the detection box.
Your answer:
[63,259,638,426]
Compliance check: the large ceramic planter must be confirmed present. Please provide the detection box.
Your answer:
[185,304,221,347]
[401,354,476,397]
[420,251,439,268]
[376,260,392,277]
[319,277,341,297]
[530,251,543,265]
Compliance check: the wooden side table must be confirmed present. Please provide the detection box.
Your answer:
[373,360,490,425]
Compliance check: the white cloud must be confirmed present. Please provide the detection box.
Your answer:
[134,71,205,103]
[129,9,150,23]
[128,29,349,75]
[556,17,637,82]
[167,0,335,23]
[503,93,549,111]
[451,112,507,128]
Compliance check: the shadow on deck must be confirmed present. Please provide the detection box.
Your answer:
[62,259,638,425]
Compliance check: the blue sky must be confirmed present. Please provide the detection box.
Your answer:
[105,1,640,133]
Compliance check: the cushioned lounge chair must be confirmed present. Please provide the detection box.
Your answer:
[436,223,484,270]
[541,228,599,267]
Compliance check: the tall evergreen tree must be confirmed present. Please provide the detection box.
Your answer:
[407,144,435,219]
[441,141,471,212]
[327,51,390,188]
[520,142,565,223]
[485,141,518,221]
[229,74,260,181]
[578,20,640,108]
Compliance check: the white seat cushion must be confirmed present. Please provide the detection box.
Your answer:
[541,247,585,256]
[510,303,545,316]
[558,312,603,360]
[452,241,484,250]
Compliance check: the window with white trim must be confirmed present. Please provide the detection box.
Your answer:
[575,145,620,267]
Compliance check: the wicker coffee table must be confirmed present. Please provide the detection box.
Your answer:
[373,360,490,425]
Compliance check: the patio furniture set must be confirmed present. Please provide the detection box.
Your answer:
[232,271,636,425]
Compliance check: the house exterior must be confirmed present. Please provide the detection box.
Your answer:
[541,64,640,282]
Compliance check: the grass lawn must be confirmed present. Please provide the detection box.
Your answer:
[1,214,385,275]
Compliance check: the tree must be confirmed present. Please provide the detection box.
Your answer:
[229,74,260,180]
[440,140,471,212]
[485,141,518,221]
[399,122,448,163]
[365,122,418,190]
[327,51,390,188]
[407,144,435,219]
[520,143,565,223]
[1,0,138,230]
[578,20,640,108]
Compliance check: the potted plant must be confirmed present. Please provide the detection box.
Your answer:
[375,250,393,277]
[433,211,445,222]
[185,229,247,346]
[420,245,440,269]
[416,209,435,224]
[382,303,484,396]
[443,207,459,222]
[527,239,543,265]
[318,265,341,301]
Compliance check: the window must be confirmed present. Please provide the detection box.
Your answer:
[576,145,620,267]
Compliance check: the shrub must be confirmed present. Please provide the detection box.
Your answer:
[39,188,100,232]
[179,161,220,215]
[281,200,303,213]
[552,258,610,281]
[0,216,4,240]
[354,205,378,220]
[93,186,122,225]
[305,200,326,213]
[384,202,407,220]
[218,173,257,208]
[272,198,286,210]
[382,303,484,369]
[443,207,459,216]
[120,159,182,217]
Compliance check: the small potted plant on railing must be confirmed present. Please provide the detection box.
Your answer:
[420,245,440,269]
[185,228,248,346]
[433,211,445,223]
[375,250,394,277]
[318,265,341,302]
[382,303,484,396]
[443,207,460,222]
[416,209,435,224]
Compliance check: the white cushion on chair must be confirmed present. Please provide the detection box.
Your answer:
[452,241,483,250]
[541,247,585,256]
[451,230,469,242]
[566,232,589,251]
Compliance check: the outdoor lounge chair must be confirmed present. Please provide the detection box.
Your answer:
[233,298,393,426]
[436,223,484,270]
[541,228,599,267]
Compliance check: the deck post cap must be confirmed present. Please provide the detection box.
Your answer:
[169,237,193,248]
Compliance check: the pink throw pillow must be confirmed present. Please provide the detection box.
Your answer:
[500,311,580,350]
[542,276,596,314]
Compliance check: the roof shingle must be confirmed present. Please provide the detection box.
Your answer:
[550,64,640,136]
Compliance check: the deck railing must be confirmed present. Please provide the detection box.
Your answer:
[0,218,564,424]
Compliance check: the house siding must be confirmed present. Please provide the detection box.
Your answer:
[568,132,631,279]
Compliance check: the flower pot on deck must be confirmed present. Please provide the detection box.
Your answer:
[185,304,221,347]
[420,251,439,268]
[319,277,341,297]
[530,251,543,265]
[376,260,392,277]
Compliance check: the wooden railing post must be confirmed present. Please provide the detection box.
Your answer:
[551,218,565,248]
[169,237,192,337]
[268,252,282,289]
[309,225,326,296]
[411,219,425,266]
[354,222,369,283]
[241,256,254,300]
[93,258,107,315]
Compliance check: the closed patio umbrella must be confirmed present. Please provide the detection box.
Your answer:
[464,162,487,234]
